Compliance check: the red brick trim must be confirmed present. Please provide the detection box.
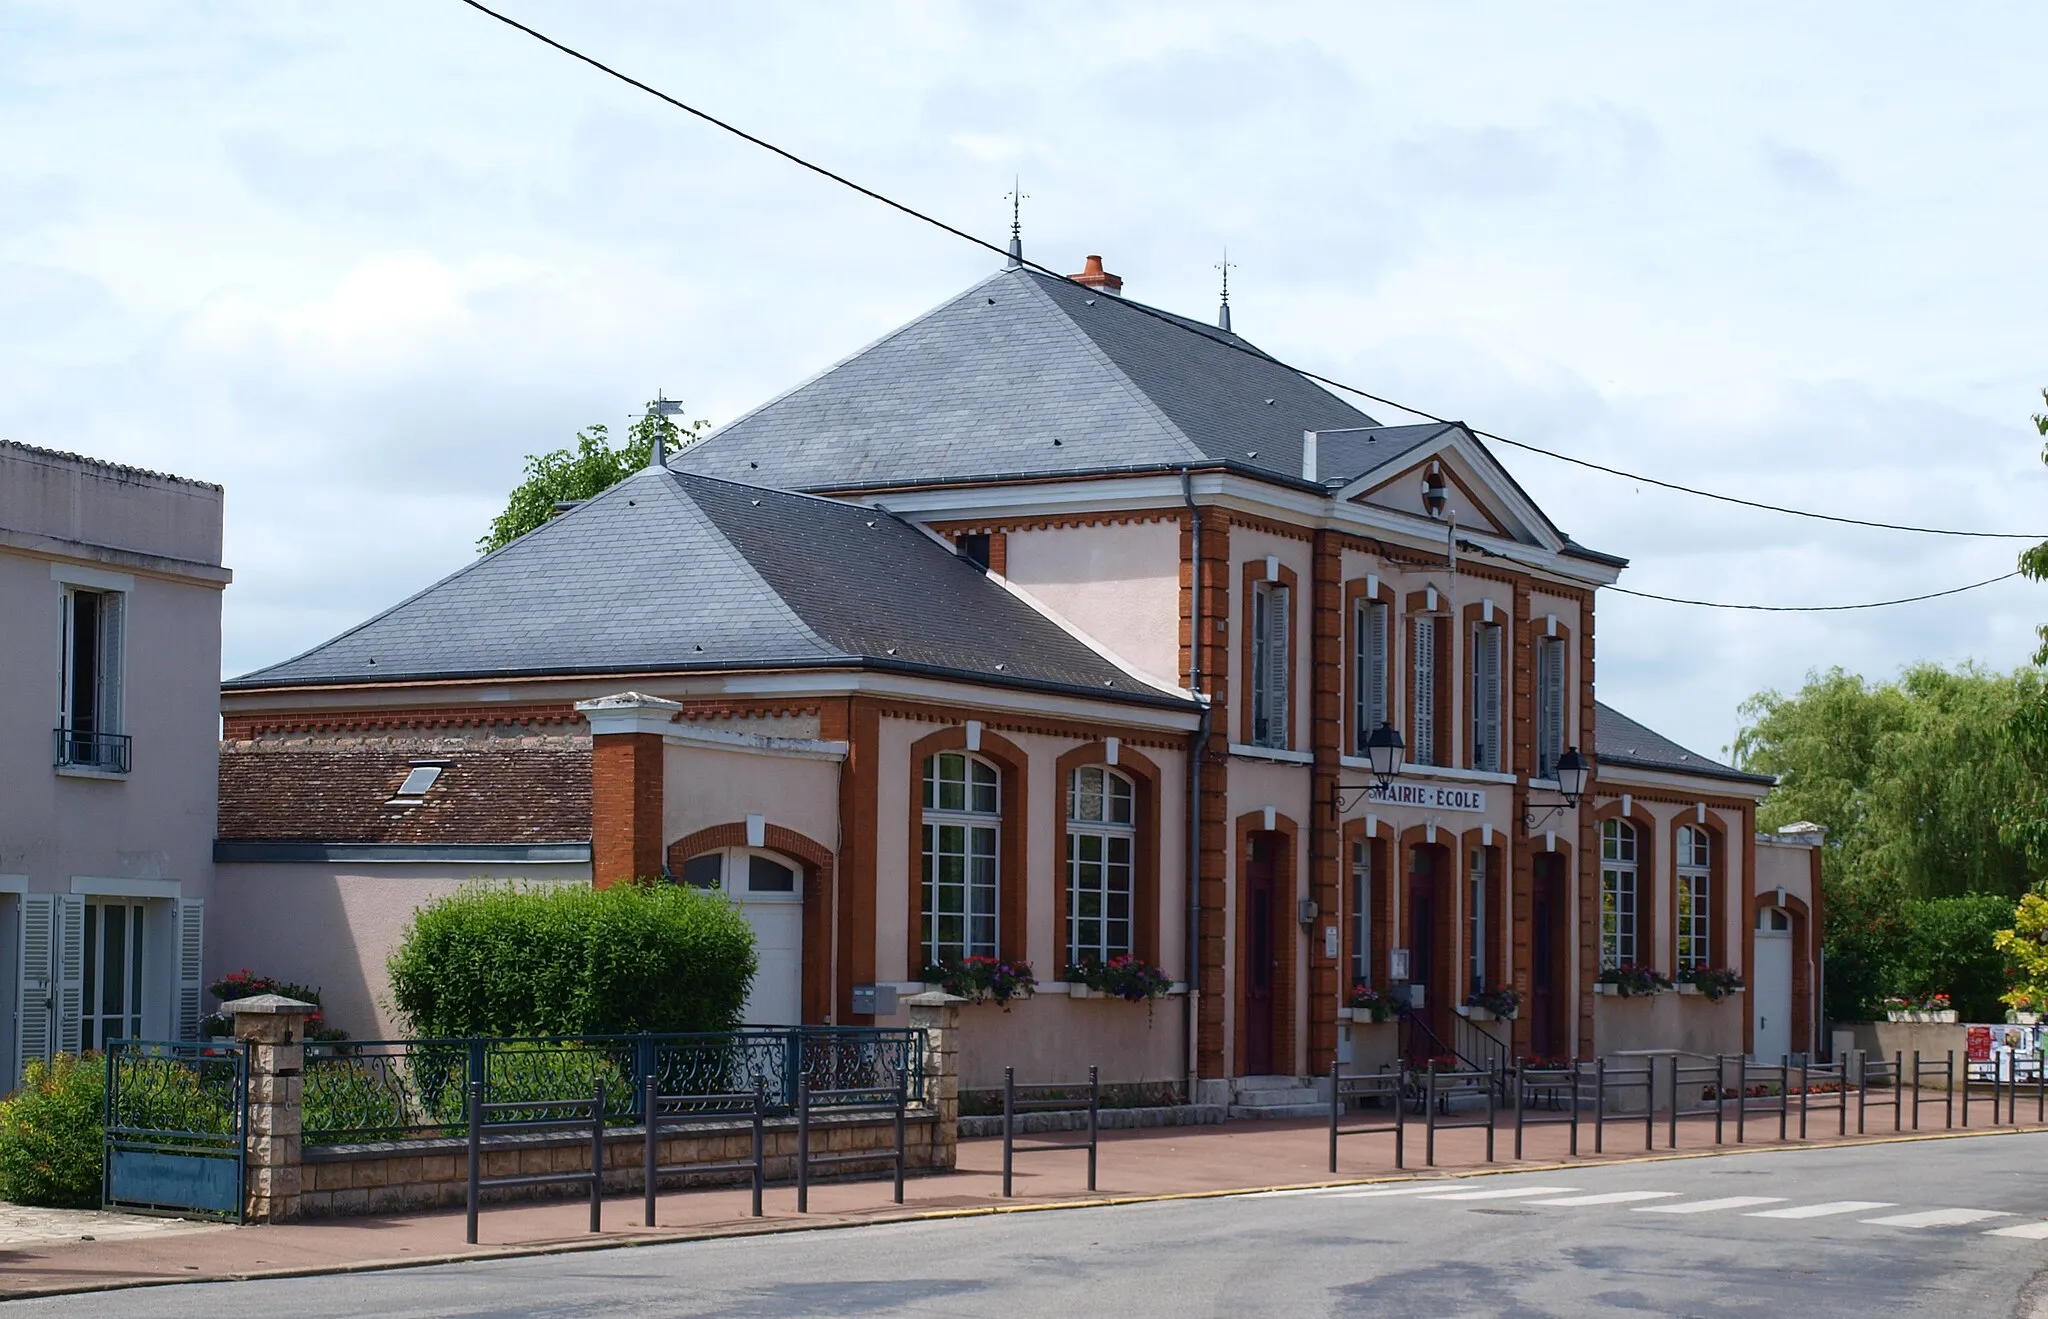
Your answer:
[666,822,837,1026]
[1185,514,1232,1079]
[1051,743,1164,971]
[904,725,1030,975]
[223,703,583,739]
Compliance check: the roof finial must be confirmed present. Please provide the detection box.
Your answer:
[1005,177,1028,268]
[1216,248,1235,334]
[648,391,685,471]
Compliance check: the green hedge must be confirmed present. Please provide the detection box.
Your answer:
[0,1054,104,1208]
[1823,885,2015,1022]
[387,881,757,1038]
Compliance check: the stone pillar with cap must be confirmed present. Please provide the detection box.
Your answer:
[226,993,317,1223]
[905,990,963,1170]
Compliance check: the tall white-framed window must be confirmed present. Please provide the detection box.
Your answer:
[1412,614,1438,765]
[1535,635,1566,779]
[1467,848,1488,994]
[1353,598,1389,753]
[1350,838,1372,986]
[57,585,126,771]
[1675,825,1712,972]
[81,900,145,1051]
[1251,580,1292,749]
[1600,818,1638,969]
[1470,621,1503,772]
[921,752,1000,964]
[1067,766,1135,966]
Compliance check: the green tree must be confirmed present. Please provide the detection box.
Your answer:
[477,400,708,554]
[2009,389,2048,868]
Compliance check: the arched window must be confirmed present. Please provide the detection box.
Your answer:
[1675,825,1712,971]
[921,752,999,964]
[1600,818,1638,969]
[1066,766,1136,966]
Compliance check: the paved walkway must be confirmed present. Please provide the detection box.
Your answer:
[5,1110,2042,1300]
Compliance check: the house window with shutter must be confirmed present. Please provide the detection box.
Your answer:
[57,586,127,771]
[1470,621,1503,772]
[1251,580,1292,749]
[1536,636,1566,779]
[1411,615,1438,765]
[1353,599,1389,753]
[1676,826,1712,972]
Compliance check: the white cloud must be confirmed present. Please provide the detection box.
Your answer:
[0,0,2044,758]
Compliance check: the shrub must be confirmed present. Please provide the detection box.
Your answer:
[0,1054,105,1208]
[387,881,756,1038]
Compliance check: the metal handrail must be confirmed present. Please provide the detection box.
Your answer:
[54,726,131,772]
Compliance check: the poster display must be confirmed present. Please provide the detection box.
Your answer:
[1964,1022,2043,1082]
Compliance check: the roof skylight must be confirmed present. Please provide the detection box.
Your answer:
[394,764,444,798]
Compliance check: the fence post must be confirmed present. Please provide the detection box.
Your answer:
[1666,1055,1678,1150]
[796,1073,811,1213]
[1329,1060,1341,1174]
[1946,1050,1956,1129]
[1911,1051,1922,1130]
[893,1076,907,1205]
[1569,1068,1579,1157]
[1798,1057,1809,1140]
[1594,1058,1606,1154]
[226,994,317,1225]
[1713,1055,1726,1145]
[589,1079,605,1234]
[750,1079,765,1218]
[905,991,964,1172]
[1425,1067,1439,1167]
[1002,1065,1015,1198]
[1643,1059,1654,1151]
[643,1072,659,1229]
[1777,1055,1789,1142]
[466,1080,482,1245]
[1512,1068,1524,1161]
[1087,1064,1100,1192]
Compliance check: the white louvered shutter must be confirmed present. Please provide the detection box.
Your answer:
[177,899,205,1041]
[1365,603,1388,741]
[1539,637,1565,778]
[1413,616,1436,765]
[98,591,124,741]
[55,896,84,1056]
[1477,625,1502,772]
[1266,585,1291,748]
[17,895,54,1075]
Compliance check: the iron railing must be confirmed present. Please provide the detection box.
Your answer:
[103,1039,247,1221]
[54,726,131,773]
[303,1027,925,1145]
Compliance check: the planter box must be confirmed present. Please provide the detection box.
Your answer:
[1675,984,1701,996]
[1887,1010,1960,1023]
[1595,983,1620,996]
[1067,983,1091,999]
[1455,1005,1517,1022]
[2008,1012,2043,1025]
[1342,1008,1395,1025]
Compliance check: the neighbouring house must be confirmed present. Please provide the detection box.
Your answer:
[0,441,227,1084]
[214,252,1823,1098]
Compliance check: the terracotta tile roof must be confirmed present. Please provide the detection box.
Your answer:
[217,739,591,844]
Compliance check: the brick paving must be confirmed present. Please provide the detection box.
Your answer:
[5,1110,2043,1300]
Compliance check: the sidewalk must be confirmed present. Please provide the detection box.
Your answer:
[6,1109,2043,1300]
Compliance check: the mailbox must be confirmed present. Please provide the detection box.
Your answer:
[851,983,898,1016]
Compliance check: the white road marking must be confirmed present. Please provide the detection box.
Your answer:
[1746,1201,1896,1219]
[1328,1184,1471,1200]
[1985,1222,2048,1239]
[1417,1185,1582,1201]
[1860,1208,2012,1229]
[1526,1191,1683,1207]
[1636,1197,1788,1214]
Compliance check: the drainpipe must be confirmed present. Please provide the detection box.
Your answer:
[1182,468,1209,1106]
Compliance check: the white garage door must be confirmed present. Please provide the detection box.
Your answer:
[680,848,804,1027]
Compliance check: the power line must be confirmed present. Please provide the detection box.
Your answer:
[1607,571,2021,612]
[455,0,2048,554]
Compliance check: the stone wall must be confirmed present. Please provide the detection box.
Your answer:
[300,1111,939,1219]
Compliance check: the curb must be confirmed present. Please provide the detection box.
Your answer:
[10,1122,2047,1301]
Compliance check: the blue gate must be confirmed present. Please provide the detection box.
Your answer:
[104,1040,248,1222]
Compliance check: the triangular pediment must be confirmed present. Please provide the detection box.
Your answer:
[1329,424,1565,551]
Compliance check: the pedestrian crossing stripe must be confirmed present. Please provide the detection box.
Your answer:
[1635,1197,1786,1214]
[1745,1201,1895,1219]
[1861,1208,2010,1228]
[1528,1191,1681,1207]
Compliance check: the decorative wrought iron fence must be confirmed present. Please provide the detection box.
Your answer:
[303,1027,925,1146]
[104,1040,247,1221]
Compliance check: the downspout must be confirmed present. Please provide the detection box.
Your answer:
[1182,468,1209,1106]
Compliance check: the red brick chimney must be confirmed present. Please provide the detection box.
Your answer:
[1070,254,1123,296]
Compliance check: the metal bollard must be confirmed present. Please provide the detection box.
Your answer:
[796,1073,811,1213]
[893,1076,907,1205]
[1736,1055,1748,1144]
[1002,1066,1015,1198]
[1946,1050,1955,1129]
[1425,1067,1439,1167]
[1713,1054,1726,1145]
[466,1079,483,1245]
[1595,1057,1607,1154]
[1777,1055,1790,1142]
[1086,1064,1100,1192]
[1667,1056,1679,1151]
[1798,1057,1809,1140]
[643,1073,660,1230]
[1329,1060,1341,1173]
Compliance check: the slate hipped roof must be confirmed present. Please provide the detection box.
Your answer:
[227,467,1190,708]
[1594,702,1774,787]
[673,267,1392,493]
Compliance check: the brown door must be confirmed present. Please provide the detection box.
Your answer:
[1407,844,1447,1060]
[1242,834,1278,1075]
[1530,855,1566,1059]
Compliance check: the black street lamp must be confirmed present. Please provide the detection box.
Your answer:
[1328,722,1406,820]
[1524,746,1594,833]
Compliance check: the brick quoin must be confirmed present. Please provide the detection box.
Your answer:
[592,731,663,887]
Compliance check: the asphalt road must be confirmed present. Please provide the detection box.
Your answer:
[26,1132,2048,1318]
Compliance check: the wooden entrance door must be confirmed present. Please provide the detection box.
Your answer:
[1242,834,1278,1075]
[1407,845,1443,1059]
[1530,855,1567,1058]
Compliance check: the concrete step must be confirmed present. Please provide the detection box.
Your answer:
[1231,1075,1309,1093]
[1228,1101,1329,1120]
[1230,1086,1319,1108]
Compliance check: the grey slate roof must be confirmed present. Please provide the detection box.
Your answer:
[1594,702,1773,787]
[672,267,1387,492]
[228,467,1191,709]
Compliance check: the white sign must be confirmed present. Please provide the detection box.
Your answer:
[1367,781,1487,813]
[1323,925,1339,959]
[1389,948,1410,980]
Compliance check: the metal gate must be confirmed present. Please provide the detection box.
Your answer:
[104,1040,248,1222]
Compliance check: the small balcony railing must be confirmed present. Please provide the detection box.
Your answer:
[54,727,131,774]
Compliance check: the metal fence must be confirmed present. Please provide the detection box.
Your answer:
[302,1027,924,1145]
[103,1040,248,1221]
[1000,1065,1100,1197]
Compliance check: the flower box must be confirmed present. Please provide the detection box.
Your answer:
[1068,983,1092,999]
[1455,1004,1515,1022]
[2008,1012,2043,1025]
[1594,983,1620,996]
[1886,1009,1959,1023]
[1675,984,1701,996]
[1930,1009,1958,1023]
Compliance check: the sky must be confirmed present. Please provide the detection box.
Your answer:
[3,1,2044,760]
